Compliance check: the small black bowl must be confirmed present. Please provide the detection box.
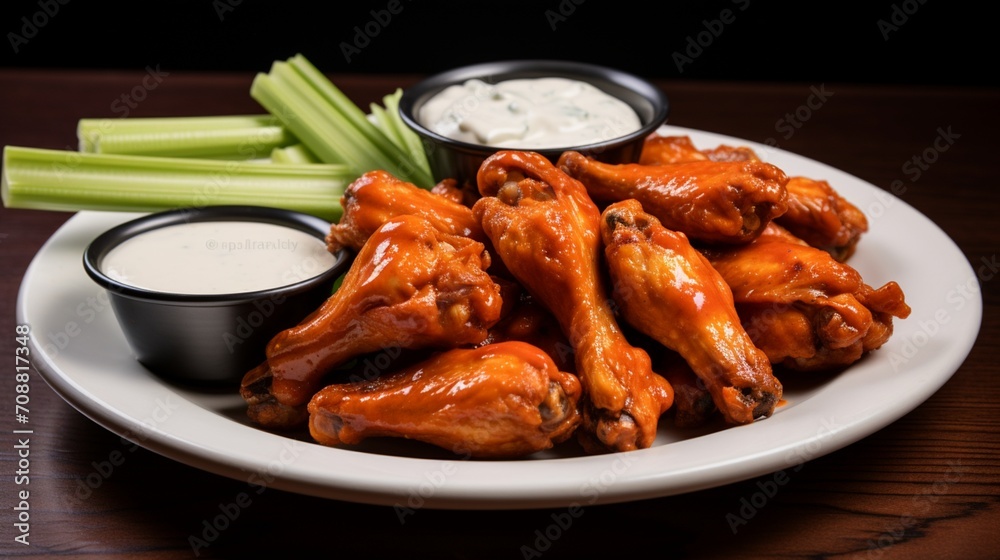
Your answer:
[398,59,670,186]
[83,206,351,386]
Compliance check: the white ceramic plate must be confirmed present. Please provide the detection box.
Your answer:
[17,125,982,509]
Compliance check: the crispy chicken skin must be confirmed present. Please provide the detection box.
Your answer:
[326,170,484,253]
[704,223,911,371]
[778,176,868,261]
[472,151,673,453]
[638,134,707,165]
[601,199,782,425]
[640,134,867,259]
[702,144,762,163]
[558,150,789,244]
[241,214,503,429]
[639,134,759,166]
[308,341,582,458]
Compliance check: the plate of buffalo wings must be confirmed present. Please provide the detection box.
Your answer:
[21,125,981,508]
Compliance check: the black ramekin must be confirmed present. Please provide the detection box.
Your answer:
[83,205,351,386]
[398,59,670,186]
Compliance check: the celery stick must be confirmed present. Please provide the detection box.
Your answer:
[271,144,320,164]
[287,54,410,165]
[78,115,281,153]
[369,103,406,150]
[1,146,349,221]
[91,126,296,159]
[367,91,432,181]
[379,89,433,180]
[251,54,435,188]
[253,62,375,170]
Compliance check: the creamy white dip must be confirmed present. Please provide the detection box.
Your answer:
[102,221,337,294]
[418,77,642,149]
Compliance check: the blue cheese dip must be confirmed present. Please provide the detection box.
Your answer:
[101,221,337,295]
[417,77,642,149]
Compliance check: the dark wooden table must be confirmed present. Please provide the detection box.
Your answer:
[1,69,997,559]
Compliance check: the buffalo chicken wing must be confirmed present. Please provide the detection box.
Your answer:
[473,150,673,452]
[704,223,910,371]
[778,176,868,261]
[639,134,868,259]
[241,214,503,429]
[558,150,789,244]
[601,199,782,425]
[638,134,759,166]
[308,341,582,458]
[326,170,485,253]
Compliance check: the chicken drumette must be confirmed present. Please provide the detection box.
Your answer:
[308,341,582,458]
[326,169,484,253]
[558,150,789,244]
[241,214,503,429]
[638,134,868,259]
[601,199,782,425]
[472,150,673,453]
[703,223,910,371]
[638,133,707,165]
[639,134,759,166]
[778,176,868,261]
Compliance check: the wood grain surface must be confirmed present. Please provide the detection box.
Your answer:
[0,69,997,559]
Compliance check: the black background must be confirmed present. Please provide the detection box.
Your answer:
[0,0,991,86]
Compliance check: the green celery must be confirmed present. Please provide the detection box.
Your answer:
[1,146,349,221]
[251,62,363,168]
[88,126,296,159]
[251,54,435,188]
[78,114,295,159]
[78,115,284,153]
[369,103,406,153]
[378,89,433,180]
[271,144,320,164]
